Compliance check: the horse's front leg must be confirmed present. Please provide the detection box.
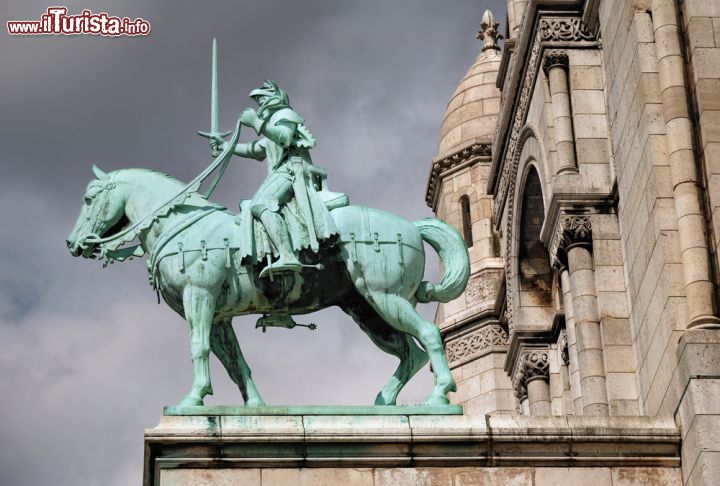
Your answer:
[179,285,216,407]
[210,320,266,406]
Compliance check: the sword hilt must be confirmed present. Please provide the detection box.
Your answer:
[198,130,232,157]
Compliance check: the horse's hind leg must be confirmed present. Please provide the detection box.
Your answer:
[343,303,429,405]
[179,286,216,407]
[365,292,456,405]
[210,319,265,406]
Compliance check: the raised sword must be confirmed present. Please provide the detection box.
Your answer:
[198,38,231,157]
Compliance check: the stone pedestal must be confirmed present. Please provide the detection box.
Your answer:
[144,411,682,485]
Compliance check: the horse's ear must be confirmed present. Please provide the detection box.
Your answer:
[92,164,109,180]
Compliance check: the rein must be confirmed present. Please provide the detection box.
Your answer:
[86,118,242,264]
[146,206,221,289]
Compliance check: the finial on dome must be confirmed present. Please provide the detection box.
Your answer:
[476,9,502,52]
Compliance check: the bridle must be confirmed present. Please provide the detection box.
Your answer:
[79,118,242,265]
[79,173,118,250]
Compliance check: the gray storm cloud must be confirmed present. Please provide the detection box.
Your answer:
[0,0,505,484]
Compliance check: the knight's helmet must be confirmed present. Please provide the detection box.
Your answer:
[250,80,290,117]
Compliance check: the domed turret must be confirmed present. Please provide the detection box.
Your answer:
[437,9,502,158]
[427,9,513,417]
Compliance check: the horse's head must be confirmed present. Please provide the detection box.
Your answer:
[67,165,129,258]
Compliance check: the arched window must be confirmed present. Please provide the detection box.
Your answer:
[460,195,473,247]
[518,167,552,308]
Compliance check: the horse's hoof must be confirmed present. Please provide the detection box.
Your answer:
[246,398,266,407]
[424,394,450,406]
[178,395,204,407]
[374,393,395,406]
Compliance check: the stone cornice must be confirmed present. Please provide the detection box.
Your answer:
[425,141,492,210]
[144,414,680,477]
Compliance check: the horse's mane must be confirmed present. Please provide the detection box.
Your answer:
[113,168,187,188]
[110,168,229,211]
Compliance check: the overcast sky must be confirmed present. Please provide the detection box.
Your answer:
[0,1,505,484]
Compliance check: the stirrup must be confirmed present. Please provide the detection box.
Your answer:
[259,259,304,279]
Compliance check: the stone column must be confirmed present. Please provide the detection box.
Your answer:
[651,0,720,330]
[559,267,583,414]
[514,350,551,416]
[543,50,577,174]
[552,215,609,416]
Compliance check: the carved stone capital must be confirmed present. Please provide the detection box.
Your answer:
[550,214,592,268]
[521,350,550,382]
[512,349,550,397]
[542,49,569,74]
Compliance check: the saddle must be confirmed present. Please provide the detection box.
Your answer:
[306,164,349,210]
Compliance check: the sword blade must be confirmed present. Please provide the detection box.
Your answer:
[210,37,218,136]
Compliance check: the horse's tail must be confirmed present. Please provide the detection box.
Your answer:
[413,218,470,304]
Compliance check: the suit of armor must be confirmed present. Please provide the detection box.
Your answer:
[216,81,322,278]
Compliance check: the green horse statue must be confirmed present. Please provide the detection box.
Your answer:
[66,159,470,407]
[67,42,469,407]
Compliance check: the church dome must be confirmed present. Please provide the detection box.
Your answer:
[437,10,502,158]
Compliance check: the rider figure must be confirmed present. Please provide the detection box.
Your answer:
[211,80,318,278]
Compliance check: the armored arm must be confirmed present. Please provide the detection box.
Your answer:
[210,134,266,161]
[232,140,266,161]
[252,119,296,148]
[243,107,303,149]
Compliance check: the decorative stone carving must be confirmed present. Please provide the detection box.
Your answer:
[445,324,509,365]
[495,39,544,335]
[522,350,550,381]
[500,127,539,335]
[538,17,596,42]
[512,349,550,399]
[465,270,502,305]
[542,49,568,74]
[549,214,592,268]
[476,9,502,53]
[426,142,492,209]
[513,365,528,403]
[558,330,569,366]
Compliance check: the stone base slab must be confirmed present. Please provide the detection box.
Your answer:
[163,405,463,416]
[144,414,681,485]
[157,466,682,485]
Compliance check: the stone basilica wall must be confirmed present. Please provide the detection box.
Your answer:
[427,1,720,484]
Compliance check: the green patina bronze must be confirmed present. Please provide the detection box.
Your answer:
[67,40,470,409]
